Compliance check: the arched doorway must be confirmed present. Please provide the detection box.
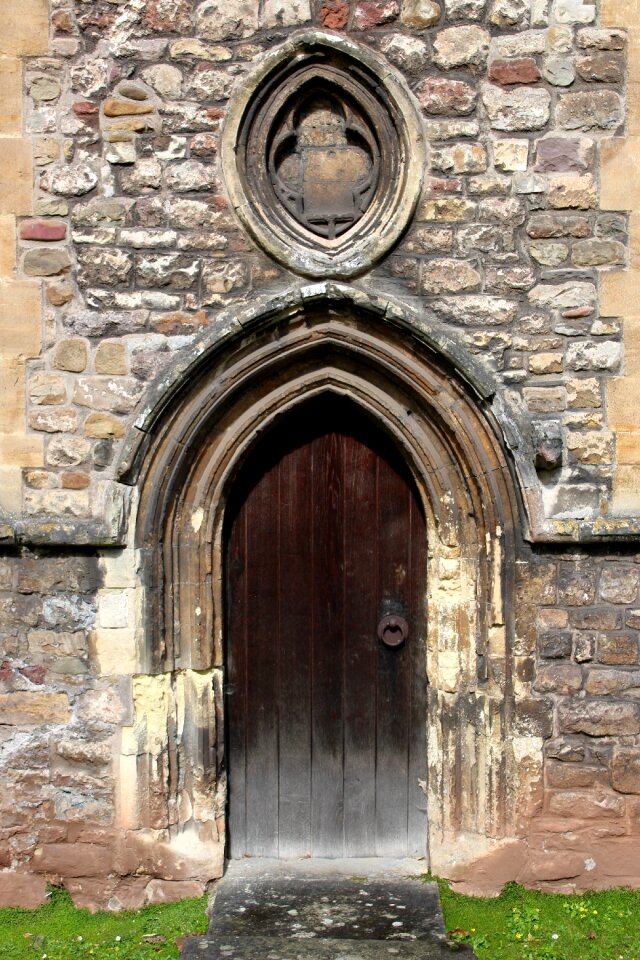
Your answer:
[224,397,428,858]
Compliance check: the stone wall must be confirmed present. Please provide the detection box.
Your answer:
[1,0,640,909]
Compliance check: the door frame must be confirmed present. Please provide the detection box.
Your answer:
[127,289,523,884]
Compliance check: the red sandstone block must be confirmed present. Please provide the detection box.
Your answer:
[32,842,113,877]
[72,101,98,116]
[0,872,47,909]
[20,220,67,242]
[489,58,541,85]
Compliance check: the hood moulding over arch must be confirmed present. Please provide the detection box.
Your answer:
[221,31,427,279]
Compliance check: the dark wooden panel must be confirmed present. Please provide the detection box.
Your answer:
[225,399,427,859]
[311,430,345,856]
[226,496,247,857]
[244,458,280,857]
[375,453,412,856]
[342,434,378,856]
[278,441,313,857]
[408,496,429,856]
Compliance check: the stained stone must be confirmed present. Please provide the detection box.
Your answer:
[72,200,129,225]
[103,99,155,117]
[55,340,88,372]
[571,239,625,267]
[430,143,487,174]
[73,377,144,415]
[576,52,624,83]
[400,0,442,27]
[34,137,60,165]
[105,141,137,165]
[84,413,126,439]
[23,248,72,277]
[165,161,217,192]
[76,248,133,287]
[353,1,400,29]
[535,137,592,172]
[29,408,78,434]
[415,77,476,115]
[577,28,625,50]
[488,57,540,84]
[566,340,621,371]
[528,241,569,266]
[421,258,481,294]
[548,174,596,209]
[493,139,529,171]
[47,280,75,306]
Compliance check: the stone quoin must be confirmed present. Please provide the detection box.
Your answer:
[1,0,640,913]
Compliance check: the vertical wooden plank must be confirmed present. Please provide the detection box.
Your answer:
[408,494,429,857]
[375,454,412,857]
[311,429,345,856]
[244,458,280,857]
[278,439,313,857]
[226,497,248,858]
[342,431,378,856]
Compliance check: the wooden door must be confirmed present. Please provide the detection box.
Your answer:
[225,397,427,858]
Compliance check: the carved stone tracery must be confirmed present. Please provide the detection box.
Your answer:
[222,32,426,278]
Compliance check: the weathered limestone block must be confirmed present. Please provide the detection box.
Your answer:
[430,294,518,325]
[611,749,640,794]
[187,67,234,102]
[54,340,88,372]
[489,0,529,28]
[76,248,133,287]
[444,0,486,20]
[548,174,597,210]
[431,143,487,174]
[137,253,199,289]
[556,91,624,130]
[400,0,442,27]
[0,692,71,724]
[195,0,259,40]
[421,258,481,294]
[599,566,640,604]
[433,26,490,71]
[566,431,614,465]
[379,33,430,72]
[566,340,621,371]
[23,248,71,277]
[597,633,639,665]
[559,701,640,736]
[43,163,99,197]
[534,663,582,693]
[547,791,624,818]
[29,408,78,433]
[73,378,144,415]
[482,84,551,130]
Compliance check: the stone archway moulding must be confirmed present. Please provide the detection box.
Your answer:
[120,282,536,881]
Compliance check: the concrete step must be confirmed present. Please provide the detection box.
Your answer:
[180,861,476,960]
[181,934,476,959]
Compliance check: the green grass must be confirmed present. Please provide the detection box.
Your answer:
[0,880,639,959]
[437,880,640,959]
[0,886,208,959]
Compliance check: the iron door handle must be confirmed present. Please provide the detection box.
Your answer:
[377,614,408,648]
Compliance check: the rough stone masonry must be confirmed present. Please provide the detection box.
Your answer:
[1,0,640,911]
